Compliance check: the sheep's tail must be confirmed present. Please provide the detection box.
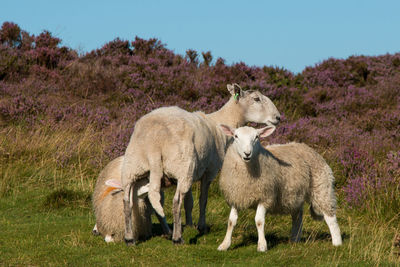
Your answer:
[147,153,165,218]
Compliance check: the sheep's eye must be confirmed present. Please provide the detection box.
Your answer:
[254,97,260,102]
[234,135,238,138]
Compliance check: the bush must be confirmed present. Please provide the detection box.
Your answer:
[0,22,399,214]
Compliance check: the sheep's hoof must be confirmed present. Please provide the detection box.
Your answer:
[161,233,172,240]
[124,238,136,246]
[172,238,184,245]
[197,225,210,235]
[217,244,229,251]
[257,243,267,252]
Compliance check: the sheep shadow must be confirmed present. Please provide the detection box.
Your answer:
[188,224,212,244]
[151,223,173,239]
[231,231,348,250]
[301,230,349,244]
[151,223,206,241]
[232,232,286,250]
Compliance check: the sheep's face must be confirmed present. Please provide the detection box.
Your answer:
[220,125,275,162]
[227,84,281,126]
[242,91,281,126]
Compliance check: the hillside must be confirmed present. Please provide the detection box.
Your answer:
[0,22,399,265]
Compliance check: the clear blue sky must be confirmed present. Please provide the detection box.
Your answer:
[2,0,400,73]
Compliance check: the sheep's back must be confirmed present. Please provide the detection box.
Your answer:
[128,106,218,182]
[263,142,330,212]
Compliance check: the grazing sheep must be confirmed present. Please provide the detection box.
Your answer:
[122,84,281,245]
[92,156,171,242]
[217,125,342,252]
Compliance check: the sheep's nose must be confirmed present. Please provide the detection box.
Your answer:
[276,115,281,122]
[244,152,251,157]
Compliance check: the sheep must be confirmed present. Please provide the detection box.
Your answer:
[121,83,281,245]
[92,156,171,242]
[217,125,342,252]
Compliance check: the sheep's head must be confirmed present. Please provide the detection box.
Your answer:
[220,125,275,162]
[227,83,281,126]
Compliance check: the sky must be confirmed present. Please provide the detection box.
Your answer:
[2,0,400,73]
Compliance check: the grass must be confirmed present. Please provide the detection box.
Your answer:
[0,125,399,266]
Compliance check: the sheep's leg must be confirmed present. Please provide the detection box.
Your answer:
[255,204,267,252]
[92,224,99,235]
[184,188,193,226]
[290,208,303,242]
[156,191,172,236]
[155,211,171,236]
[123,182,135,246]
[172,186,186,244]
[218,207,238,251]
[323,213,342,246]
[198,178,212,233]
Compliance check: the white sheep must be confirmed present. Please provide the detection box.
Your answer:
[92,156,171,242]
[217,125,342,252]
[121,84,281,245]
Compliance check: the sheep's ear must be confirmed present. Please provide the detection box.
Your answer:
[227,83,243,102]
[219,124,235,136]
[258,126,275,139]
[105,179,123,189]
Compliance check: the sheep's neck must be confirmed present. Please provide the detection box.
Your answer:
[204,97,245,160]
[206,98,245,128]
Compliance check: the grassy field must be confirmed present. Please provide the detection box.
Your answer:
[0,126,399,267]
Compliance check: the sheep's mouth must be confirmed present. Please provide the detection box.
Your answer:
[243,157,251,162]
[249,121,279,128]
[270,120,280,126]
[266,119,281,126]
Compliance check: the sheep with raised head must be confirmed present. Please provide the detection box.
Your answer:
[92,156,171,242]
[121,84,281,245]
[217,125,342,252]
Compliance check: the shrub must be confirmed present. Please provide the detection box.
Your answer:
[0,21,399,214]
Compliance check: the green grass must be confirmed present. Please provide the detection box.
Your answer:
[0,126,399,266]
